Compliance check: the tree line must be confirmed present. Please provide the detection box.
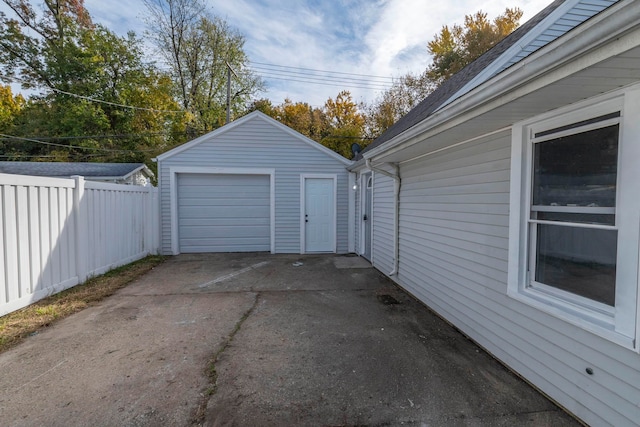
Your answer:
[0,0,522,165]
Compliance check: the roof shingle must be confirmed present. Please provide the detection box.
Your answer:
[357,0,566,159]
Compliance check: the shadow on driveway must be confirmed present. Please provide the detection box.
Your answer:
[0,253,579,426]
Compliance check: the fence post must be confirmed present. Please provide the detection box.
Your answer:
[149,187,159,255]
[72,176,89,282]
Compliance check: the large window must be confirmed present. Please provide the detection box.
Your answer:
[508,94,640,348]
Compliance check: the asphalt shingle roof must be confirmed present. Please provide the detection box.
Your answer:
[357,0,566,159]
[0,162,147,178]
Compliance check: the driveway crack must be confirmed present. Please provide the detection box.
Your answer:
[191,292,261,426]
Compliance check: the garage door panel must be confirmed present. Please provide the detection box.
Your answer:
[179,218,270,227]
[179,205,269,218]
[179,190,270,199]
[181,243,268,252]
[178,173,271,253]
[180,225,270,239]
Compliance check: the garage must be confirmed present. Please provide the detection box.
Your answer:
[177,173,271,253]
[156,111,352,255]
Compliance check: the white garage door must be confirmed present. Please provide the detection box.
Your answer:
[177,173,271,252]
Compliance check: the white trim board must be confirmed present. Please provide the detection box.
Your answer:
[299,174,338,254]
[438,0,599,111]
[169,166,276,255]
[156,111,352,166]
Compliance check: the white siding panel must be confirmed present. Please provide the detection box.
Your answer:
[354,174,361,254]
[177,174,270,252]
[372,167,395,273]
[158,115,350,254]
[394,130,640,426]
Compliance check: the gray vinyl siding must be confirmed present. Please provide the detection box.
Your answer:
[393,130,640,426]
[497,0,617,74]
[158,115,350,254]
[372,168,395,274]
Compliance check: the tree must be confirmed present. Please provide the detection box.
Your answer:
[363,7,523,139]
[0,0,98,90]
[322,90,366,158]
[144,0,263,133]
[247,97,329,142]
[427,8,523,84]
[0,0,187,162]
[246,98,278,117]
[364,72,434,139]
[0,84,24,132]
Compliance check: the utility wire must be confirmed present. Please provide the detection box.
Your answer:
[250,66,392,86]
[0,133,163,153]
[2,76,186,114]
[247,61,395,91]
[248,61,395,82]
[0,132,169,141]
[50,88,186,114]
[255,74,391,91]
[255,71,391,90]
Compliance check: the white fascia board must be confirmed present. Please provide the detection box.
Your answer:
[155,110,353,166]
[363,0,638,162]
[120,164,155,180]
[347,158,367,172]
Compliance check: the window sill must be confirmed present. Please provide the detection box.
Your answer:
[508,287,636,350]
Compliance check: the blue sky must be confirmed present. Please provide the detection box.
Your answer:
[8,0,553,106]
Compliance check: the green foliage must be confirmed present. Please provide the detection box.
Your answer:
[0,0,188,163]
[247,91,367,159]
[247,97,329,142]
[363,7,522,139]
[323,90,366,158]
[144,0,264,134]
[0,84,24,133]
[427,8,523,84]
[364,72,435,139]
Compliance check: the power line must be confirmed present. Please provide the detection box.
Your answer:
[254,70,391,90]
[255,73,391,91]
[50,88,185,114]
[248,61,395,82]
[248,61,394,91]
[0,133,162,153]
[0,132,169,141]
[2,76,186,114]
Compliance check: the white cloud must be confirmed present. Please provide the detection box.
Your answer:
[5,0,555,106]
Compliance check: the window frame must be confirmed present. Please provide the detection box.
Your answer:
[508,90,640,350]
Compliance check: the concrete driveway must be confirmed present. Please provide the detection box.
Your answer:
[0,253,579,426]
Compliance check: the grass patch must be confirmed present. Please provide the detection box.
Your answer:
[0,255,166,354]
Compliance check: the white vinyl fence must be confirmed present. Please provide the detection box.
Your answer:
[0,173,159,316]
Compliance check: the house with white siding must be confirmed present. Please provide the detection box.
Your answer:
[155,111,353,255]
[350,0,640,425]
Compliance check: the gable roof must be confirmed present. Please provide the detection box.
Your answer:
[155,110,352,165]
[357,0,617,160]
[0,162,153,180]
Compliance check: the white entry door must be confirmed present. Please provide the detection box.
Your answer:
[304,177,335,252]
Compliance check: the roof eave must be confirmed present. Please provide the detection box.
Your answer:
[363,0,637,163]
[121,164,155,180]
[155,110,353,166]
